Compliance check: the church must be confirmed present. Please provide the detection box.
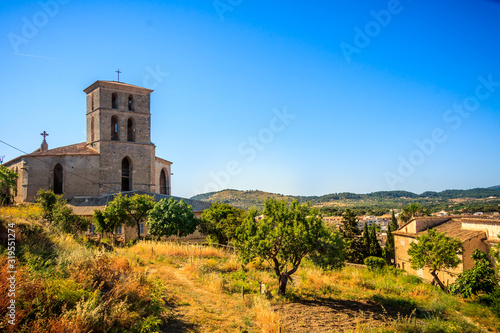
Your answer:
[5,80,179,205]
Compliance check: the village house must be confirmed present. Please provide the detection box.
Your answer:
[394,216,499,286]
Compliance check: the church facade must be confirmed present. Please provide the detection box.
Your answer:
[5,80,172,203]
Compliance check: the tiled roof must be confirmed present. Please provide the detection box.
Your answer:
[4,142,98,166]
[395,218,486,242]
[67,190,212,214]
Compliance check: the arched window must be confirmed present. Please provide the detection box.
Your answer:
[128,95,134,111]
[121,157,132,191]
[91,92,94,110]
[160,169,170,195]
[91,116,95,142]
[53,163,63,194]
[112,92,118,109]
[127,118,135,142]
[111,115,119,140]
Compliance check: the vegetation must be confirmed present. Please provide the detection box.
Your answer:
[450,249,497,298]
[236,199,326,295]
[147,197,198,240]
[0,165,18,206]
[199,202,245,245]
[408,229,463,291]
[2,205,500,332]
[339,209,364,264]
[399,203,430,224]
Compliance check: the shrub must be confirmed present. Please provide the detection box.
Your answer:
[364,256,386,271]
[450,249,497,298]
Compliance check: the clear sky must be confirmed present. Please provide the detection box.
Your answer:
[1,0,500,198]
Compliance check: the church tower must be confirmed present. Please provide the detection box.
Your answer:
[83,81,157,195]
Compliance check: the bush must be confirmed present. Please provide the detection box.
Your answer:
[450,249,497,298]
[364,256,386,271]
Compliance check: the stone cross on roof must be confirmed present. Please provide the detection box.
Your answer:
[41,131,49,142]
[116,69,121,82]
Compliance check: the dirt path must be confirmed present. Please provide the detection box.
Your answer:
[149,263,254,332]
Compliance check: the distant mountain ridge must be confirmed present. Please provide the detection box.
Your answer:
[191,187,500,210]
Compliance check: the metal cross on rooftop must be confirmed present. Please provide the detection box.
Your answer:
[116,69,122,82]
[41,131,49,142]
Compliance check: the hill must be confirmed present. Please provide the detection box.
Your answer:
[191,188,500,211]
[1,207,499,332]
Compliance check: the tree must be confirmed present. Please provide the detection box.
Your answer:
[369,224,382,257]
[93,193,130,241]
[125,194,155,240]
[0,165,18,206]
[199,202,245,245]
[236,199,325,295]
[339,209,364,264]
[399,203,430,224]
[147,198,198,240]
[362,222,370,258]
[384,224,395,265]
[309,225,345,270]
[408,229,463,291]
[36,189,58,220]
[52,199,90,235]
[450,249,497,298]
[390,210,399,231]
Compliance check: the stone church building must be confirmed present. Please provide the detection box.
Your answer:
[5,80,173,202]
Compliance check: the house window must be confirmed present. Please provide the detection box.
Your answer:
[89,224,96,234]
[111,116,119,141]
[112,92,118,109]
[122,157,132,191]
[139,223,144,235]
[127,118,135,142]
[115,226,122,234]
[53,163,63,194]
[160,169,170,195]
[128,95,134,111]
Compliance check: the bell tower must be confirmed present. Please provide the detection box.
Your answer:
[83,80,156,194]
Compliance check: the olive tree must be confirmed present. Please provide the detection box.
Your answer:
[236,199,326,295]
[147,198,198,240]
[408,229,463,291]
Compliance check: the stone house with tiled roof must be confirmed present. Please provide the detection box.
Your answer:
[394,216,499,286]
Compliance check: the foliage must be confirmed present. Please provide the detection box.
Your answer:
[364,256,386,271]
[93,193,129,237]
[147,197,198,239]
[309,225,345,270]
[199,202,245,245]
[52,199,90,235]
[399,203,430,224]
[385,224,395,265]
[339,209,365,264]
[450,249,498,298]
[0,165,18,206]
[236,199,326,295]
[124,194,155,240]
[36,189,58,220]
[408,229,463,291]
[391,210,399,230]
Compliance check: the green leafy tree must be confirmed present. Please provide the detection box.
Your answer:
[125,194,155,240]
[340,209,364,264]
[362,222,370,258]
[309,225,345,270]
[93,193,129,240]
[450,249,497,298]
[52,199,90,235]
[369,224,382,257]
[236,199,325,295]
[408,229,463,291]
[390,210,399,230]
[147,198,198,240]
[399,203,430,224]
[0,165,18,206]
[199,202,245,245]
[364,256,386,272]
[384,224,395,265]
[36,189,58,220]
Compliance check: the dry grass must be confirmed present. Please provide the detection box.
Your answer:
[0,205,42,221]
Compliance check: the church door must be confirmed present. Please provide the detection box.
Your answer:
[53,163,63,194]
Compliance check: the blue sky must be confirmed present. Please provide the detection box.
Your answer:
[1,0,500,198]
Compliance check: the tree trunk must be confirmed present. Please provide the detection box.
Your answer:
[430,270,447,292]
[136,221,141,241]
[278,273,288,295]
